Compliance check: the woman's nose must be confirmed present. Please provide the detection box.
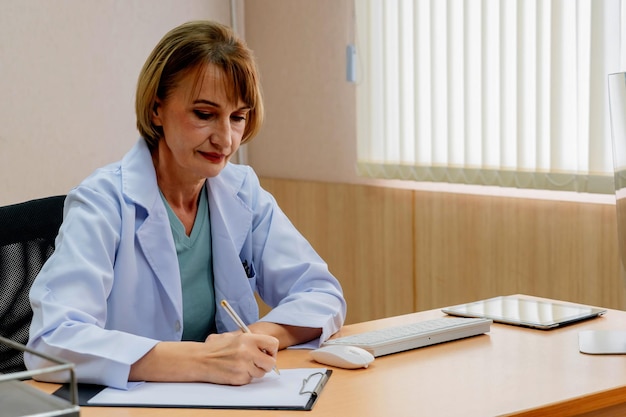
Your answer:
[210,118,232,149]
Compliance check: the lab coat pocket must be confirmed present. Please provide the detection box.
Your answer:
[242,260,257,292]
[242,259,256,279]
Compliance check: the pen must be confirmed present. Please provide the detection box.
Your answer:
[220,299,280,375]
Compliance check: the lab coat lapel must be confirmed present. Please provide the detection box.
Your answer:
[122,139,183,320]
[135,202,183,319]
[206,171,257,332]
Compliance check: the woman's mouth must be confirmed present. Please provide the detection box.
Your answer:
[199,151,224,163]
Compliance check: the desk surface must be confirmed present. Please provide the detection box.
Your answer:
[28,295,626,417]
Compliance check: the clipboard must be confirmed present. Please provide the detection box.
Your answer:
[53,368,331,411]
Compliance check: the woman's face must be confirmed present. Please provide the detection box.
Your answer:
[152,63,249,182]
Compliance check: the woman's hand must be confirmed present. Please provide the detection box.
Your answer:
[129,332,278,385]
[201,332,278,384]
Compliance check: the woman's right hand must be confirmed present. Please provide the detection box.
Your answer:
[129,331,279,385]
[200,331,279,384]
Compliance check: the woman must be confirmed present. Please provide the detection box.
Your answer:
[25,20,346,389]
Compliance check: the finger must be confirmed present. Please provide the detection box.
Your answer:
[252,350,277,373]
[255,336,279,358]
[249,360,268,379]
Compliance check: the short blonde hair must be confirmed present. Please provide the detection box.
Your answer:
[135,20,264,149]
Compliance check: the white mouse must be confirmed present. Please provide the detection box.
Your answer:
[310,345,375,369]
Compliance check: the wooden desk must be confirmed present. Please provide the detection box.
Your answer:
[28,296,626,417]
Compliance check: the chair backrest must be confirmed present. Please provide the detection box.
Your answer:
[0,195,65,373]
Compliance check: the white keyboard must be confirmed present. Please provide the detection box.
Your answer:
[323,317,492,357]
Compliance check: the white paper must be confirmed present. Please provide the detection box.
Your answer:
[87,368,328,408]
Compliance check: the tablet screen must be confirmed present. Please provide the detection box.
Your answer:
[442,296,606,329]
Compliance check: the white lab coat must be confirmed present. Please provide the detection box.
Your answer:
[26,139,346,389]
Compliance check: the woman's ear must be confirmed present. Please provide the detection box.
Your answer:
[151,100,162,126]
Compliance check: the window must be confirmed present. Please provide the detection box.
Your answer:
[355,0,626,193]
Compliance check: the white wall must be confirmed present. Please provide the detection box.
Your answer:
[0,0,233,205]
[244,0,360,184]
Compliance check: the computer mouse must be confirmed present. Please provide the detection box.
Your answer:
[310,345,375,369]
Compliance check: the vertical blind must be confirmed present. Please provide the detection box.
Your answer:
[355,0,625,193]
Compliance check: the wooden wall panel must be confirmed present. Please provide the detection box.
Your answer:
[414,192,626,312]
[259,178,415,324]
[259,177,626,325]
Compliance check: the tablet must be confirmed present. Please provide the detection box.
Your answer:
[442,295,606,330]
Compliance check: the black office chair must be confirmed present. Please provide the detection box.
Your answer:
[0,195,65,374]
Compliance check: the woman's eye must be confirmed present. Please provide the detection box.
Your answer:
[231,115,246,122]
[194,110,212,120]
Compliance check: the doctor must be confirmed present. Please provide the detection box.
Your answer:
[26,20,346,389]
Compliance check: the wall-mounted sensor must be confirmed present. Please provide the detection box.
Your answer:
[346,44,357,83]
